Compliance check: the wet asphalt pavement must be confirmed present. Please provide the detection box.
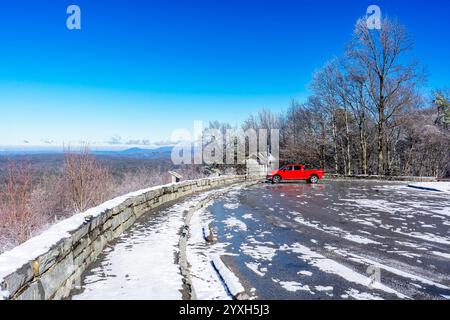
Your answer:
[209,180,450,300]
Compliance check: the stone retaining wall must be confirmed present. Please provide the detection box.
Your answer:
[0,175,251,300]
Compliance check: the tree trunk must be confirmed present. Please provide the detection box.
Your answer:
[377,120,384,175]
[377,76,386,176]
[386,142,391,176]
[358,126,368,175]
[332,113,339,173]
[341,144,348,176]
[320,120,326,169]
[343,109,352,175]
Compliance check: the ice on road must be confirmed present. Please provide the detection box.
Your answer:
[208,181,450,300]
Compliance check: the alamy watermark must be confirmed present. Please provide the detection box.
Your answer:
[64,5,380,32]
[67,5,81,30]
[170,121,279,167]
[366,5,382,30]
[64,5,381,31]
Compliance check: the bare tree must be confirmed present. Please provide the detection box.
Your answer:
[280,100,327,169]
[63,145,113,212]
[310,61,349,173]
[345,72,371,174]
[347,17,424,175]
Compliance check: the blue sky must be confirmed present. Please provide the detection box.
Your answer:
[0,0,449,149]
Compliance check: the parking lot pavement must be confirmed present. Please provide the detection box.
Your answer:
[206,180,450,300]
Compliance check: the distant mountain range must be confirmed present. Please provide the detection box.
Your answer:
[0,146,174,159]
[94,147,173,159]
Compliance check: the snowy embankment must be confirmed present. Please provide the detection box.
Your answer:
[0,184,172,300]
[407,182,450,193]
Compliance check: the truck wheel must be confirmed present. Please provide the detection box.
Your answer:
[272,175,282,184]
[309,175,319,184]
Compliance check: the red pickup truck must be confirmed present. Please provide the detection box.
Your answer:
[267,164,325,184]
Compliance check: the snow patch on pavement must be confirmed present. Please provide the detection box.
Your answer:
[273,279,314,294]
[245,262,266,277]
[293,215,380,246]
[324,245,450,291]
[391,230,450,246]
[223,217,248,232]
[242,213,255,220]
[223,203,240,210]
[344,288,383,300]
[343,234,381,245]
[315,285,333,292]
[432,251,450,259]
[280,243,408,299]
[241,238,277,262]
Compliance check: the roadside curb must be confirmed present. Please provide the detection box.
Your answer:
[178,180,259,300]
[211,256,248,300]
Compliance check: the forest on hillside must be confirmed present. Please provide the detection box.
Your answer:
[212,17,450,178]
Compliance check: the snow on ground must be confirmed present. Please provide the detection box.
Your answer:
[395,231,450,246]
[186,184,251,300]
[432,251,450,259]
[323,244,450,291]
[73,221,184,300]
[186,207,232,300]
[73,194,199,299]
[73,186,236,300]
[240,238,277,261]
[333,189,450,249]
[223,217,248,232]
[223,203,240,210]
[242,213,255,220]
[273,279,314,294]
[316,285,333,292]
[245,262,266,277]
[205,181,450,299]
[211,256,245,297]
[280,243,408,298]
[343,234,381,245]
[343,288,383,300]
[408,182,450,193]
[292,214,381,246]
[73,183,250,300]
